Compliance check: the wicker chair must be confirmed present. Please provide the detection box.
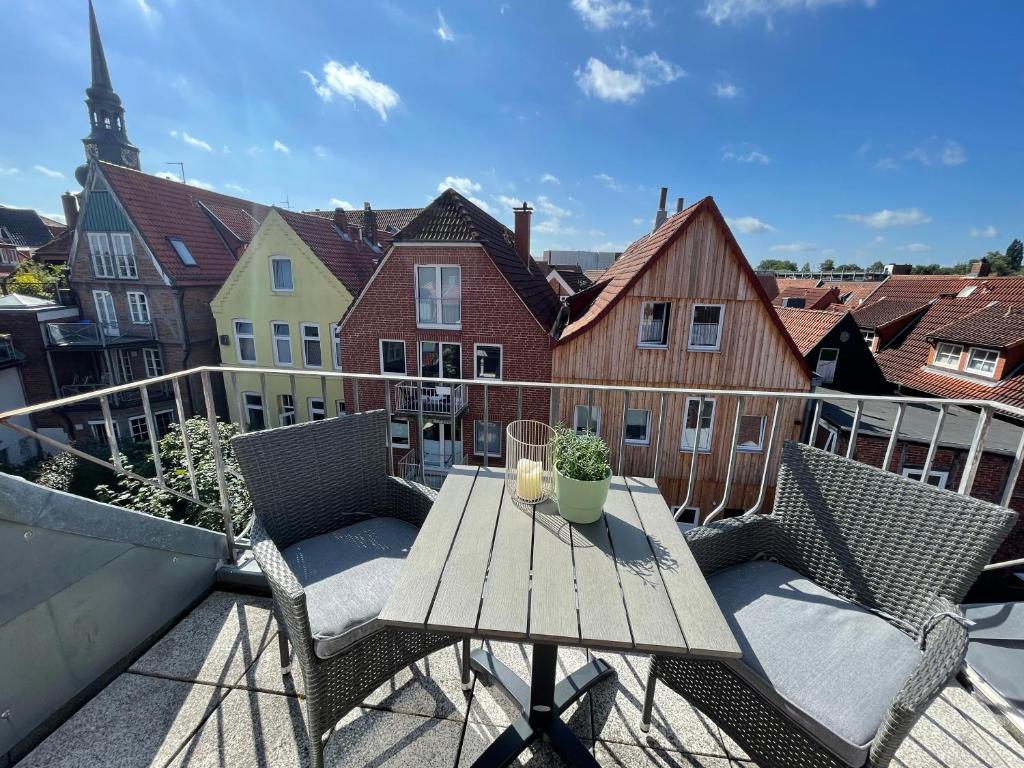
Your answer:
[232,410,468,768]
[641,441,1016,768]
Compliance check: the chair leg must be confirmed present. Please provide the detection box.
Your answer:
[307,730,325,768]
[278,623,291,675]
[640,667,657,733]
[461,638,472,691]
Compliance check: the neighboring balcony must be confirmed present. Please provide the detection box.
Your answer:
[46,320,156,349]
[57,374,173,409]
[393,380,469,417]
[0,334,22,367]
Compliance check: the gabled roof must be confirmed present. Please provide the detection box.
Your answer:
[276,209,380,297]
[773,285,841,310]
[774,306,847,356]
[302,207,423,234]
[851,297,933,331]
[394,188,561,330]
[539,263,593,294]
[859,274,981,305]
[0,205,54,248]
[95,162,271,285]
[926,303,1024,350]
[828,280,886,306]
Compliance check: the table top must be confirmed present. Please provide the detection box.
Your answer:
[380,466,741,659]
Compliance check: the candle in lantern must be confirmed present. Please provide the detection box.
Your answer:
[516,458,543,501]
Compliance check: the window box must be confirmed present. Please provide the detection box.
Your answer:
[688,304,724,351]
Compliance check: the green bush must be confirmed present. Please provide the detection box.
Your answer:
[550,423,610,482]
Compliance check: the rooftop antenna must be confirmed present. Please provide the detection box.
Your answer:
[165,161,186,184]
[277,194,291,210]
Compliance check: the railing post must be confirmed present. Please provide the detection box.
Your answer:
[483,383,489,469]
[99,395,121,471]
[920,404,947,482]
[883,403,905,473]
[289,374,298,424]
[618,390,630,477]
[385,379,394,477]
[678,396,704,520]
[1001,429,1024,507]
[173,376,199,500]
[846,400,864,460]
[746,398,783,515]
[653,392,667,483]
[352,378,360,414]
[708,397,744,522]
[259,373,270,426]
[807,398,823,446]
[201,369,236,565]
[550,386,560,429]
[140,384,164,485]
[958,406,993,495]
[417,377,425,485]
[232,372,246,434]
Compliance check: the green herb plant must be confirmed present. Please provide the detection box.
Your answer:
[550,423,610,482]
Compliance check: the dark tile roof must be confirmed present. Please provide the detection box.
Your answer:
[34,229,72,262]
[302,208,423,235]
[773,285,841,310]
[926,303,1024,350]
[774,306,846,356]
[276,209,380,297]
[851,297,933,330]
[97,162,270,285]
[549,265,593,293]
[395,189,561,330]
[0,206,54,248]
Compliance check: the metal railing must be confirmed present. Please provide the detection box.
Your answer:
[46,320,156,347]
[394,380,468,416]
[0,364,1022,574]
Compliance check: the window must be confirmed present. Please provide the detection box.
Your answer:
[861,329,876,344]
[243,392,265,430]
[143,348,164,377]
[901,468,949,489]
[688,305,724,351]
[380,340,407,376]
[389,417,410,448]
[624,409,651,445]
[474,344,502,379]
[88,419,120,445]
[1,247,19,264]
[671,506,701,526]
[474,421,502,457]
[420,341,461,379]
[128,415,150,443]
[957,286,977,298]
[93,290,118,337]
[573,405,602,436]
[737,415,766,452]
[115,349,133,383]
[336,400,347,417]
[278,394,295,426]
[308,397,326,421]
[127,292,150,324]
[781,297,806,309]
[88,233,115,277]
[330,323,342,370]
[966,347,999,377]
[301,323,322,368]
[169,237,196,266]
[111,233,137,278]
[933,342,963,369]
[416,265,461,327]
[153,410,174,437]
[638,302,671,347]
[681,398,716,453]
[819,423,839,453]
[234,319,256,363]
[270,256,293,291]
[271,322,292,366]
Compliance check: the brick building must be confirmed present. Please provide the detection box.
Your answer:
[338,190,561,487]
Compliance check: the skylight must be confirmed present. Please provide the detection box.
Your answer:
[169,237,196,265]
[957,286,977,298]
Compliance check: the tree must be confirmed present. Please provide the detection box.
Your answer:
[868,261,885,272]
[97,417,251,532]
[800,262,811,272]
[1006,238,1023,271]
[819,258,835,272]
[756,258,798,272]
[4,260,64,299]
[834,263,863,272]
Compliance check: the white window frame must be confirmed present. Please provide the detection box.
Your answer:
[93,290,119,337]
[242,392,265,430]
[474,343,503,380]
[965,347,999,378]
[379,339,407,377]
[271,321,292,367]
[115,348,133,384]
[111,233,138,279]
[128,414,150,443]
[389,417,410,448]
[308,397,327,421]
[301,323,322,369]
[415,264,462,329]
[335,399,347,417]
[638,301,671,348]
[143,348,164,378]
[900,468,949,489]
[820,422,840,453]
[127,291,150,324]
[278,394,295,426]
[88,418,120,444]
[270,256,294,292]
[688,304,725,352]
[88,232,115,278]
[473,420,502,457]
[736,414,766,453]
[933,342,963,370]
[330,323,342,371]
[233,319,257,364]
[861,329,876,343]
[153,409,174,438]
[680,397,716,453]
[573,405,602,436]
[624,408,652,446]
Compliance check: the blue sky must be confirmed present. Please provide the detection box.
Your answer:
[2,0,1022,267]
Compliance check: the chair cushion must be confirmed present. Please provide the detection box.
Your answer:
[282,516,418,659]
[709,560,921,767]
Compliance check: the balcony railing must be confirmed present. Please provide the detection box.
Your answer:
[393,380,469,416]
[46,320,156,347]
[0,365,1022,575]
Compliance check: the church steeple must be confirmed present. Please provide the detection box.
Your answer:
[76,0,140,186]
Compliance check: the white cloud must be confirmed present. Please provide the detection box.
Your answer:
[134,0,160,23]
[940,141,967,166]
[540,173,560,185]
[970,225,999,238]
[840,208,932,228]
[155,171,181,182]
[33,165,65,179]
[303,61,401,121]
[770,241,817,253]
[575,49,683,103]
[875,156,900,170]
[187,179,215,191]
[714,81,740,98]
[897,243,931,253]
[170,130,213,152]
[594,173,622,191]
[438,176,483,195]
[224,183,247,194]
[496,194,521,210]
[330,198,354,209]
[722,145,771,164]
[273,140,291,155]
[468,197,494,214]
[536,196,571,218]
[436,8,455,41]
[702,0,876,25]
[728,216,775,234]
[246,145,263,156]
[0,167,18,175]
[632,217,645,225]
[153,171,213,190]
[41,212,66,224]
[570,0,650,29]
[906,138,966,167]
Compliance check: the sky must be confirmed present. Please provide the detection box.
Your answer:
[2,0,1023,268]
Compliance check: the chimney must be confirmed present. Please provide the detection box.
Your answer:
[653,187,668,232]
[969,257,991,278]
[675,197,685,214]
[513,201,533,270]
[333,206,347,229]
[61,192,79,230]
[361,202,378,245]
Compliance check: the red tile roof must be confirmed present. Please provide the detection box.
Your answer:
[860,274,980,305]
[98,162,270,286]
[773,285,841,310]
[302,207,423,236]
[827,280,885,306]
[774,278,821,291]
[774,306,846,355]
[926,303,1024,350]
[851,297,933,331]
[276,209,380,297]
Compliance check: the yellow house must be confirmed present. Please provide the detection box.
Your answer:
[211,208,380,427]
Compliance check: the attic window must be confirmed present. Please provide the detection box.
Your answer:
[957,286,977,298]
[169,237,196,265]
[782,297,806,308]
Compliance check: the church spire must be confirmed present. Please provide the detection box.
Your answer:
[76,0,140,186]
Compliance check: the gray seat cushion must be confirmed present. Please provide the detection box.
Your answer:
[283,516,418,659]
[709,561,921,767]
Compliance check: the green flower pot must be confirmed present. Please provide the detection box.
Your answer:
[554,465,611,524]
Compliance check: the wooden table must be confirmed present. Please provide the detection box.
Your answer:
[380,466,741,768]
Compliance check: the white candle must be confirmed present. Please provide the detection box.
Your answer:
[517,458,543,501]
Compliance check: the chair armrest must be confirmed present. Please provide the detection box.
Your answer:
[684,514,777,576]
[377,475,438,528]
[870,596,970,766]
[250,517,312,651]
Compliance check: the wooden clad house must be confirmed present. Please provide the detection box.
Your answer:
[552,192,812,519]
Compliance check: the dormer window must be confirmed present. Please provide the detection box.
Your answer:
[965,347,999,377]
[933,343,962,369]
[270,256,294,291]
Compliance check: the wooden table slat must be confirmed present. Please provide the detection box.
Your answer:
[570,517,634,649]
[428,469,506,633]
[379,466,479,629]
[477,488,535,638]
[528,500,580,644]
[603,479,688,654]
[627,477,742,658]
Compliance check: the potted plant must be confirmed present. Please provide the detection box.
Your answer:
[550,424,611,524]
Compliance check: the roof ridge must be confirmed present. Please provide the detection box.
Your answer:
[98,160,265,208]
